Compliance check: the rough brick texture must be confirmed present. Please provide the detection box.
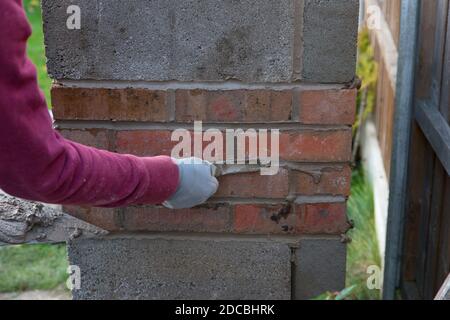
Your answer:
[299,89,357,125]
[64,202,351,235]
[59,128,353,162]
[52,87,357,124]
[43,0,358,300]
[52,87,169,122]
[292,166,352,196]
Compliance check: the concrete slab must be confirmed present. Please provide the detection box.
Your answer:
[42,0,295,82]
[68,237,292,300]
[301,0,359,83]
[294,237,347,299]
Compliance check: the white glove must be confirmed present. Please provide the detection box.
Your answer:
[163,157,219,209]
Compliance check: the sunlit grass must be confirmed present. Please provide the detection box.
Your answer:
[25,0,52,108]
[0,244,68,292]
[346,167,381,300]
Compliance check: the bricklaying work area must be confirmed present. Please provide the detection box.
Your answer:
[41,0,359,299]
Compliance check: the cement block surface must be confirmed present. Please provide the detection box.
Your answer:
[42,0,295,82]
[302,0,359,83]
[43,0,359,83]
[68,237,291,300]
[294,237,347,299]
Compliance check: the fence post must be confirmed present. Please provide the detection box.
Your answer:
[383,0,420,300]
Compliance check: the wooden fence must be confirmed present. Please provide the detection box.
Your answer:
[400,0,450,300]
[366,0,450,300]
[367,0,401,178]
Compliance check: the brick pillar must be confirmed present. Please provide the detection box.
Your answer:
[42,0,359,300]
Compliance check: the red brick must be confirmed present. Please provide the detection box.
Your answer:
[244,90,293,121]
[175,89,293,122]
[176,90,244,122]
[64,202,349,235]
[296,203,350,234]
[299,89,356,125]
[64,205,120,231]
[52,86,169,121]
[59,129,114,150]
[292,166,352,196]
[115,129,351,162]
[116,129,231,159]
[52,87,356,125]
[279,130,352,162]
[116,130,174,156]
[214,169,289,198]
[122,205,232,233]
[234,204,296,234]
[234,203,349,235]
[122,203,348,235]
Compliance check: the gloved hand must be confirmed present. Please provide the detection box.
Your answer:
[163,157,219,209]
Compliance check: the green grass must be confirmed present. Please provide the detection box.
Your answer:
[346,167,381,300]
[24,0,52,107]
[343,28,381,300]
[314,167,381,300]
[0,244,68,292]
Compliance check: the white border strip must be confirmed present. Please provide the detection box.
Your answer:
[361,120,389,268]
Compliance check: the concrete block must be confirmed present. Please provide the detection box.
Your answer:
[42,0,295,82]
[294,237,347,299]
[68,237,291,300]
[302,0,359,83]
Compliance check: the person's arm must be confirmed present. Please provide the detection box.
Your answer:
[0,0,197,207]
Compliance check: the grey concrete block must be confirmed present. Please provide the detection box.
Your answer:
[68,237,291,300]
[42,0,295,82]
[294,237,347,299]
[302,0,359,83]
[42,0,359,83]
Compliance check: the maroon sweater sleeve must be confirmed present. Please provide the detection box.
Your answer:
[0,0,179,207]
